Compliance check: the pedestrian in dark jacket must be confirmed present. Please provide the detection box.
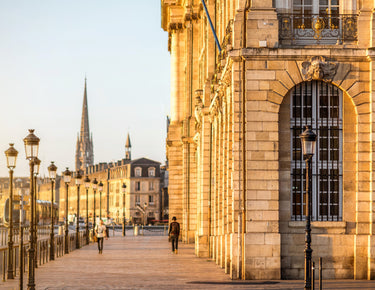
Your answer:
[169,216,180,254]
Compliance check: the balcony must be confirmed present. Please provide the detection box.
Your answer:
[278,14,358,46]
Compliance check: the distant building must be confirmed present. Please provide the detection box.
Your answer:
[56,156,162,225]
[75,78,94,172]
[53,133,164,224]
[0,177,30,223]
[160,165,168,220]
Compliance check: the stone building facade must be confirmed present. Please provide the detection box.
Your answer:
[52,157,162,225]
[162,0,375,280]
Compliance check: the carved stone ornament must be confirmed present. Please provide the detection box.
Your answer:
[301,56,337,82]
[194,90,204,131]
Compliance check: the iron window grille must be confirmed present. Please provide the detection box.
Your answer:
[291,81,342,221]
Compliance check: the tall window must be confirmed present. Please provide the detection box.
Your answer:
[149,181,154,191]
[293,0,339,15]
[135,181,141,191]
[135,195,140,205]
[292,0,340,37]
[135,167,142,177]
[149,195,154,204]
[148,167,155,177]
[291,81,342,221]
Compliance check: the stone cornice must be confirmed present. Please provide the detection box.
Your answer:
[228,47,369,62]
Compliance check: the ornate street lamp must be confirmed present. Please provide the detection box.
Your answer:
[48,162,57,261]
[122,183,126,236]
[63,168,72,254]
[92,178,98,232]
[23,129,40,290]
[84,176,90,245]
[5,143,18,279]
[300,125,317,290]
[98,181,103,220]
[75,171,82,249]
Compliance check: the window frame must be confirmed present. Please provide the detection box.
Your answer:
[290,81,343,221]
[135,167,142,177]
[148,167,155,177]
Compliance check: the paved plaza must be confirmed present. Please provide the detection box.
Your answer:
[1,235,375,289]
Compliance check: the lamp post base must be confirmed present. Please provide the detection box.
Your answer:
[65,229,69,254]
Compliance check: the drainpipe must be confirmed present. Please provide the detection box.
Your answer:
[241,0,251,280]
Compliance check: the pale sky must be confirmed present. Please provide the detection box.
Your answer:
[0,1,170,177]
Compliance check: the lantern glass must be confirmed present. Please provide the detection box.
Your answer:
[33,158,41,175]
[5,144,18,169]
[122,183,126,194]
[300,126,317,157]
[63,168,72,183]
[48,162,57,179]
[75,172,82,185]
[23,129,40,159]
[92,179,98,190]
[84,177,91,188]
[98,182,103,192]
[301,140,316,156]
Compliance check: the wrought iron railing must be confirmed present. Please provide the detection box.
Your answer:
[278,14,358,45]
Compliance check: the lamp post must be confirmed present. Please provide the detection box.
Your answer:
[84,176,90,245]
[300,125,317,290]
[48,162,57,261]
[33,157,40,270]
[122,183,126,236]
[75,171,82,249]
[5,143,18,279]
[23,129,40,290]
[98,181,103,220]
[63,168,72,254]
[92,178,98,231]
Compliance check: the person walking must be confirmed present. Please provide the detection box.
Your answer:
[169,216,180,254]
[95,219,107,254]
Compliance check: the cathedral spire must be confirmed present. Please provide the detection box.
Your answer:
[76,78,94,171]
[125,133,131,160]
[80,77,90,138]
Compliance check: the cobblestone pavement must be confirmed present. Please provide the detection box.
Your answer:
[2,235,375,290]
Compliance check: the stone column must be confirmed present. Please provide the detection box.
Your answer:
[167,22,185,229]
[246,0,278,48]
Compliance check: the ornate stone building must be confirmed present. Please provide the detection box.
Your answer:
[162,0,375,281]
[75,78,94,172]
[56,157,162,225]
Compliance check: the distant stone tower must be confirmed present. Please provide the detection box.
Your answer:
[75,78,94,171]
[125,133,131,160]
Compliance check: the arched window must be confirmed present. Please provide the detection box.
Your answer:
[135,167,142,177]
[148,167,155,177]
[291,81,342,221]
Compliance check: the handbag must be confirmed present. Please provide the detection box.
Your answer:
[94,235,98,242]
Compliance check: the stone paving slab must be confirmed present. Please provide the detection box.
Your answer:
[1,235,375,289]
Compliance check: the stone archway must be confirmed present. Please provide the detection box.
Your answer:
[278,80,357,279]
